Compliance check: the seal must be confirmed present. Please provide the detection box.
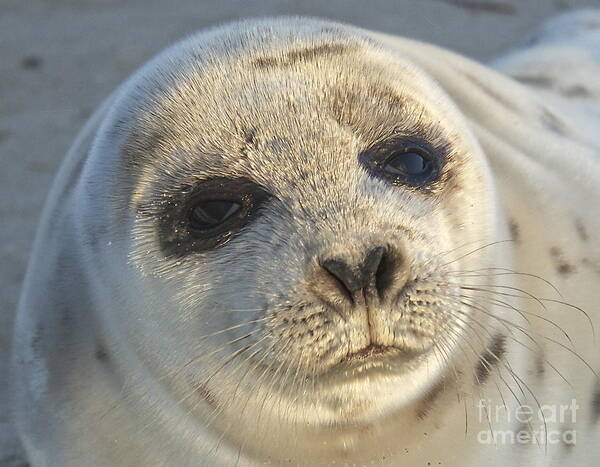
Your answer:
[11,13,600,466]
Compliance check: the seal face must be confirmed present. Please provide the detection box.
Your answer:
[13,13,600,467]
[108,19,496,427]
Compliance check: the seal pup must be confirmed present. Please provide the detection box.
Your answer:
[11,13,600,466]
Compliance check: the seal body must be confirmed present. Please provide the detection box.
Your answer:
[11,13,600,466]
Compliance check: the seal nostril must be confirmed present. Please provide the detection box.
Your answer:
[321,258,362,299]
[374,250,391,299]
[321,246,389,304]
[362,246,386,284]
[374,246,404,300]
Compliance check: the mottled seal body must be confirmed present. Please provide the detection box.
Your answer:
[11,13,600,466]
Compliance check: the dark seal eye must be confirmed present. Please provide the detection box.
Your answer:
[359,138,442,187]
[157,177,272,257]
[382,150,434,184]
[190,200,242,231]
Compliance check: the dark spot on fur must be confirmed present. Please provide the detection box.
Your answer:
[376,84,408,108]
[195,384,218,410]
[541,107,569,136]
[462,72,519,113]
[252,43,351,69]
[95,345,109,362]
[534,350,545,378]
[239,128,257,158]
[550,247,576,276]
[509,218,520,242]
[512,76,593,100]
[21,55,43,70]
[475,334,506,384]
[590,382,600,424]
[244,129,256,145]
[561,85,592,98]
[575,219,589,241]
[297,168,311,182]
[512,74,553,88]
[440,0,516,14]
[557,263,575,275]
[415,379,447,420]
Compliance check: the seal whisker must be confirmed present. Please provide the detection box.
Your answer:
[418,238,506,273]
[237,336,297,438]
[440,317,528,410]
[196,335,284,435]
[195,316,271,341]
[201,335,291,455]
[177,337,268,411]
[451,282,596,340]
[448,268,563,297]
[456,290,575,348]
[161,328,266,382]
[182,334,294,458]
[427,335,466,423]
[440,240,514,268]
[434,323,509,441]
[446,297,575,388]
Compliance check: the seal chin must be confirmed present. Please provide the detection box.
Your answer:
[308,345,445,424]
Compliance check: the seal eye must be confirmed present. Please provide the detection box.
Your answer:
[382,150,434,184]
[359,138,442,188]
[157,177,272,257]
[190,200,241,231]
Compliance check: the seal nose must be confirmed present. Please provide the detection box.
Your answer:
[321,246,389,303]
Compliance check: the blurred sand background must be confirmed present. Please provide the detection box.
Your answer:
[1,0,599,465]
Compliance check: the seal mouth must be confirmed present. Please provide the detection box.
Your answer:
[341,344,398,363]
[317,343,431,387]
[337,344,406,371]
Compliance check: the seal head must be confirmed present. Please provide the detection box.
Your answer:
[83,16,501,444]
